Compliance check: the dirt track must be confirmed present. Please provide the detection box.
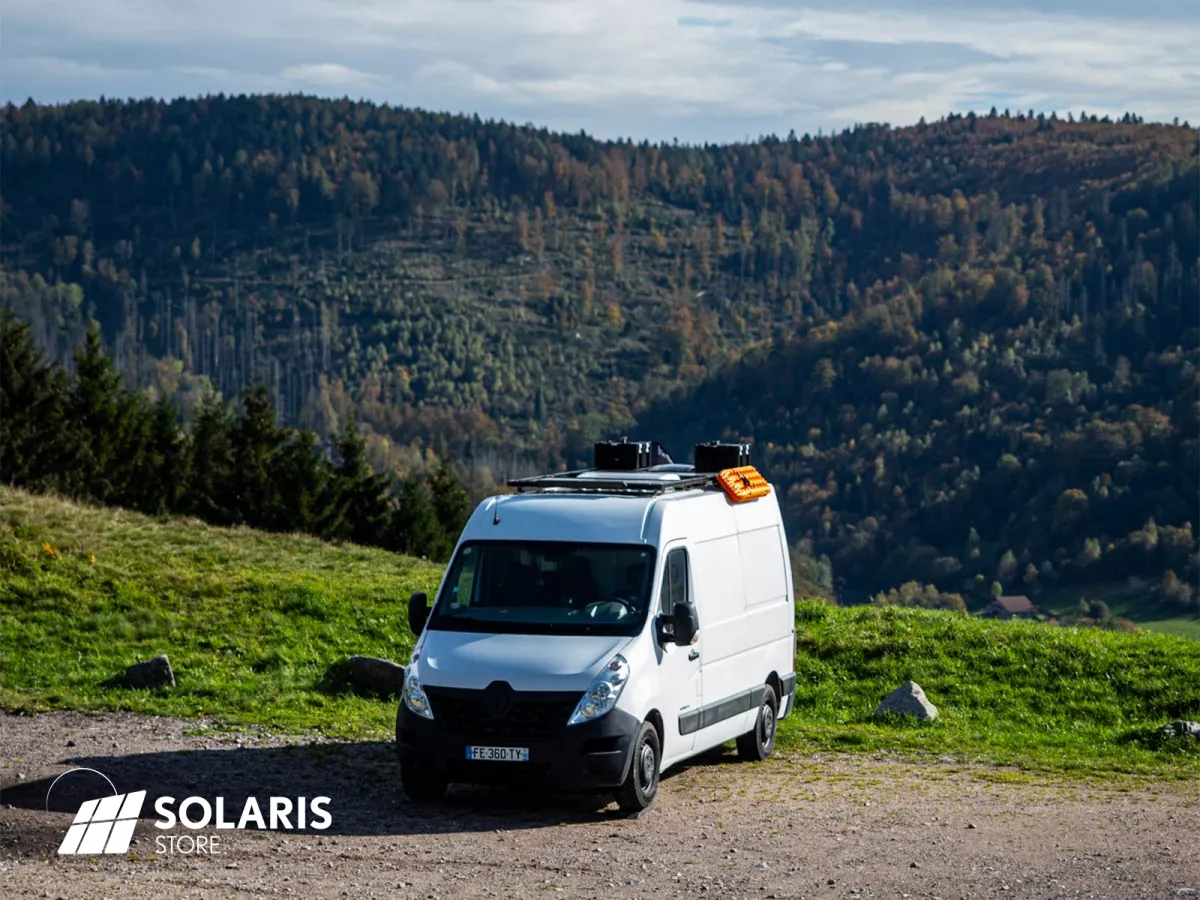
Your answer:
[1,711,1197,899]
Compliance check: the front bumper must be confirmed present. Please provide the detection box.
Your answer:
[397,702,641,790]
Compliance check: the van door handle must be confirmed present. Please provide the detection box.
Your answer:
[688,649,700,661]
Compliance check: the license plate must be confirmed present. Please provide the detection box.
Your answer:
[466,746,529,762]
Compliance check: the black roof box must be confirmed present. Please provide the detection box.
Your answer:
[594,438,675,471]
[693,441,750,472]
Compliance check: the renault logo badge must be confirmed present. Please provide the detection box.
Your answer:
[482,681,514,719]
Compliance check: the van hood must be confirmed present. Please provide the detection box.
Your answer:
[417,630,630,692]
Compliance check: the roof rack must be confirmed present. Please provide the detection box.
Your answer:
[506,468,717,496]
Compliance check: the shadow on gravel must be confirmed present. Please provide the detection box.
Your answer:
[1,740,735,839]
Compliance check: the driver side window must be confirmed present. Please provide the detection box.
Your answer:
[660,548,689,615]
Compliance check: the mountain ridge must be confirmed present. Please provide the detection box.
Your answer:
[1,95,1196,607]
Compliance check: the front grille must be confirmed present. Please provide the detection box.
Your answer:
[425,686,579,739]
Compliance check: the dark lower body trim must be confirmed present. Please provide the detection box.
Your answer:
[397,703,641,790]
[779,673,796,718]
[678,685,766,736]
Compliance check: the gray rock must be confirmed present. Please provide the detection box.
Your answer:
[1161,720,1200,739]
[122,655,175,689]
[345,656,406,697]
[873,681,938,721]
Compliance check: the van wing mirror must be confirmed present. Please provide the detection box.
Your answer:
[673,601,699,646]
[407,592,429,635]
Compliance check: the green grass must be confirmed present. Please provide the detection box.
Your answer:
[779,602,1200,777]
[1035,581,1200,640]
[3,488,1198,777]
[0,488,442,736]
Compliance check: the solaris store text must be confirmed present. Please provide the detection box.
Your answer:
[153,795,332,853]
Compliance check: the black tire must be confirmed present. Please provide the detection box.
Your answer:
[736,684,778,762]
[401,766,448,802]
[397,704,447,802]
[615,720,661,813]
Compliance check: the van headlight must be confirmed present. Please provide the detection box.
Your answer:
[568,655,629,726]
[403,667,434,720]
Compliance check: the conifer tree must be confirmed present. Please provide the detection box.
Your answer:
[273,427,335,535]
[146,397,189,514]
[63,322,136,503]
[188,390,235,523]
[228,386,285,527]
[393,476,442,559]
[428,457,471,560]
[112,389,161,513]
[330,417,392,546]
[0,311,70,489]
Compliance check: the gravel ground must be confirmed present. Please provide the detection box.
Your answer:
[1,711,1197,899]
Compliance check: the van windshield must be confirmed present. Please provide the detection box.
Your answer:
[427,541,657,636]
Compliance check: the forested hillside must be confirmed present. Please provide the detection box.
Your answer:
[1,96,1196,610]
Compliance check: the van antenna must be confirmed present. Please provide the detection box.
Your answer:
[492,495,502,525]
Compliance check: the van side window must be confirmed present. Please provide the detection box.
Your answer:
[660,548,689,614]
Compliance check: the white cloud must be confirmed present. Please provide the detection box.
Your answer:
[280,63,380,87]
[415,60,503,95]
[0,0,1196,140]
[168,65,235,79]
[11,55,141,81]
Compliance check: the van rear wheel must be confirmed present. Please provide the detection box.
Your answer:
[615,720,661,813]
[736,684,777,762]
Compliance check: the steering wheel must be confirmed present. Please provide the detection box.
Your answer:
[584,598,634,619]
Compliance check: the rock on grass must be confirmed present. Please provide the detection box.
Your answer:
[343,656,406,698]
[121,655,175,689]
[873,681,938,722]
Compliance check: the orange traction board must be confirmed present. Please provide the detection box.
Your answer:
[716,466,771,502]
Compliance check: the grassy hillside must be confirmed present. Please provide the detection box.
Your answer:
[790,602,1199,776]
[0,487,443,733]
[2,488,1197,776]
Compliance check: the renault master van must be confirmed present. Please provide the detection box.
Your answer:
[396,441,797,812]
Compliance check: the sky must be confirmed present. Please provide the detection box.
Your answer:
[1,0,1197,144]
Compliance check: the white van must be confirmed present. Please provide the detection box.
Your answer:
[396,441,796,812]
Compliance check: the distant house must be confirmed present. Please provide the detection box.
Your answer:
[986,595,1040,620]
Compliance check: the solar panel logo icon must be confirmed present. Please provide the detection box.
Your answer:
[58,790,147,854]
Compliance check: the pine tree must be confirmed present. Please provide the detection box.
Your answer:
[0,311,71,489]
[330,417,392,545]
[429,457,471,560]
[392,476,442,559]
[188,391,235,524]
[273,428,335,535]
[229,386,285,528]
[63,322,133,502]
[111,390,160,513]
[146,397,189,514]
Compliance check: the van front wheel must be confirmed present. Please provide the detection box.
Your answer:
[401,766,447,803]
[736,684,778,762]
[615,720,661,813]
